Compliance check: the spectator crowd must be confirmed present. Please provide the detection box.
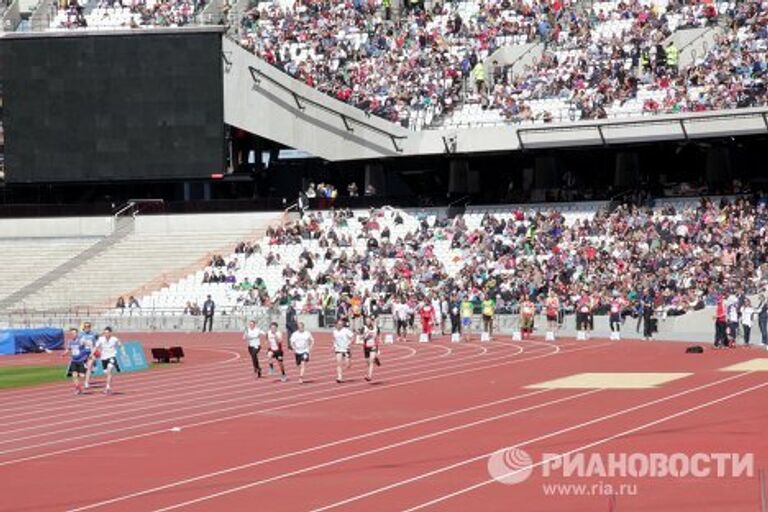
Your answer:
[234,0,767,127]
[50,0,767,128]
[156,194,768,345]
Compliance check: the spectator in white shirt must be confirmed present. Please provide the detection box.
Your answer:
[741,299,755,346]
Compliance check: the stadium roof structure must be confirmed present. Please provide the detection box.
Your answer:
[224,38,768,160]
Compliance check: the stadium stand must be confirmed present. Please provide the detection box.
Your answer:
[137,195,768,322]
[50,0,204,29]
[0,237,99,301]
[45,0,766,130]
[11,225,272,312]
[231,0,764,128]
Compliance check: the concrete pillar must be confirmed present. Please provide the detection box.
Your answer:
[365,162,385,196]
[534,155,558,189]
[705,146,731,186]
[614,151,640,188]
[449,159,469,194]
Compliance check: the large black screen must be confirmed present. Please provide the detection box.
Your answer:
[1,29,224,182]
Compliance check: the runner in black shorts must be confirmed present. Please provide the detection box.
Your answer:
[289,323,314,384]
[362,317,381,382]
[100,356,121,372]
[266,322,287,382]
[63,328,88,395]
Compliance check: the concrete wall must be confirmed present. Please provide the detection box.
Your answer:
[222,37,412,161]
[1,0,21,32]
[0,211,281,239]
[0,216,114,238]
[0,310,723,343]
[484,42,543,79]
[133,211,280,234]
[666,26,723,69]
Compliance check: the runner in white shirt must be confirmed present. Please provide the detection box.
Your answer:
[266,322,287,382]
[332,319,354,383]
[393,298,411,343]
[289,322,315,384]
[362,317,381,382]
[94,327,123,395]
[243,320,265,378]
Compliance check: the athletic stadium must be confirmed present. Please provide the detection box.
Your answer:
[0,0,767,509]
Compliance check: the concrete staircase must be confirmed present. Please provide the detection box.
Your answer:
[0,216,134,310]
[665,25,724,69]
[15,224,262,312]
[0,237,100,303]
[484,42,543,82]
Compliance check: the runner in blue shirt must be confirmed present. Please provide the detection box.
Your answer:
[77,322,98,389]
[62,328,90,395]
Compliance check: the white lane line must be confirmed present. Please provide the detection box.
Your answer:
[148,390,602,512]
[67,388,558,511]
[0,345,245,401]
[0,344,423,433]
[0,342,601,467]
[0,343,513,450]
[310,370,758,512]
[402,376,767,511]
[0,347,246,413]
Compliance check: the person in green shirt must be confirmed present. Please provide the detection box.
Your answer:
[460,297,474,342]
[481,294,496,336]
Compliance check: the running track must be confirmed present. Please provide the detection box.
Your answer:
[0,332,766,512]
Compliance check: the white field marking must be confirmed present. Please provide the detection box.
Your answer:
[0,346,245,413]
[0,342,423,422]
[0,342,438,413]
[0,345,244,401]
[310,370,758,512]
[0,344,422,430]
[67,388,558,511]
[146,390,603,512]
[0,344,426,436]
[0,342,602,467]
[0,342,532,456]
[0,341,396,412]
[0,342,522,449]
[401,375,767,511]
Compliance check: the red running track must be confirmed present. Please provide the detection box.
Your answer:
[0,332,766,512]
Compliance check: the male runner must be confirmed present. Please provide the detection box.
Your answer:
[266,322,287,381]
[290,322,314,384]
[94,327,124,395]
[78,322,98,389]
[332,319,354,383]
[362,317,381,382]
[63,328,89,395]
[244,319,265,378]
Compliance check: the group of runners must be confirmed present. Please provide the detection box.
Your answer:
[62,322,124,395]
[243,317,382,384]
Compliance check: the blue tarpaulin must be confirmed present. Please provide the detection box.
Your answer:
[0,328,65,355]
